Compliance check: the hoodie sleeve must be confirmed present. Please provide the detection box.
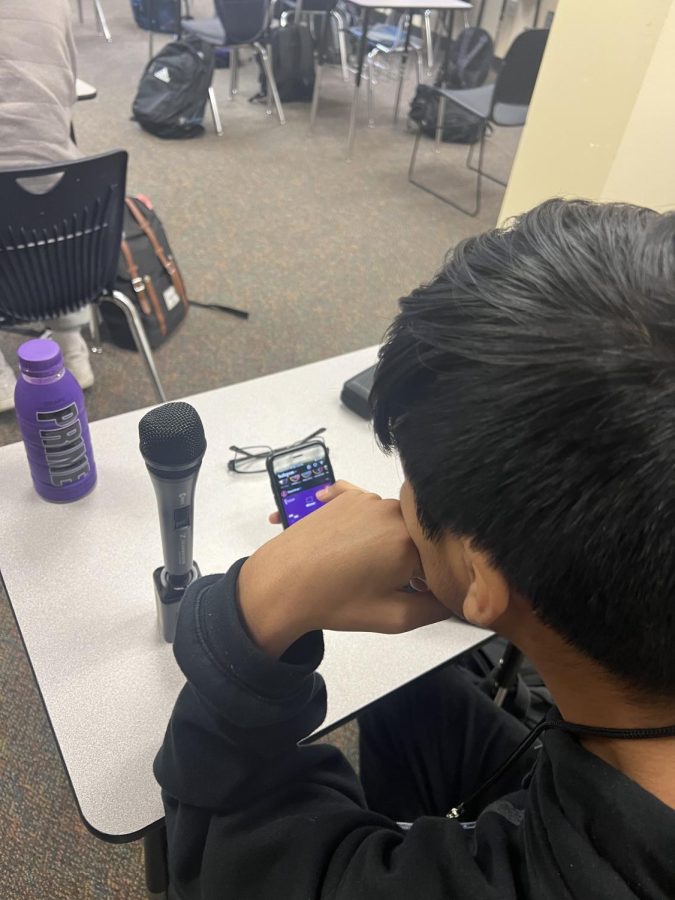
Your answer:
[154,559,496,900]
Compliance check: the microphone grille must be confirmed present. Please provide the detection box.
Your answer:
[138,402,207,466]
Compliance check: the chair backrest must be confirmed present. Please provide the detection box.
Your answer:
[0,151,127,326]
[493,28,549,109]
[287,0,336,12]
[215,0,270,46]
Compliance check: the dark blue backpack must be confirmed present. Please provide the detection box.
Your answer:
[130,0,181,34]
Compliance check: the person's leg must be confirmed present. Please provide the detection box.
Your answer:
[358,663,538,822]
[48,308,94,389]
[0,348,16,412]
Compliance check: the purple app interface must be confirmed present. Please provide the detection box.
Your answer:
[275,454,333,525]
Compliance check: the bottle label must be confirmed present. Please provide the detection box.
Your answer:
[37,402,91,488]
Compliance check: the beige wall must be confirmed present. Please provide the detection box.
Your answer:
[499,0,675,222]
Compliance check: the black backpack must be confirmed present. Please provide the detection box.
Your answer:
[257,25,315,103]
[409,27,493,144]
[409,85,487,144]
[130,0,180,33]
[444,26,494,89]
[132,35,215,139]
[102,196,190,350]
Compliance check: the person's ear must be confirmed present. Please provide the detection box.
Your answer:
[461,541,511,627]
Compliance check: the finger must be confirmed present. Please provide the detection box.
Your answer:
[316,479,367,502]
[268,511,282,525]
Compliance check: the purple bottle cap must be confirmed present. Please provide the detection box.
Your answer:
[17,339,64,378]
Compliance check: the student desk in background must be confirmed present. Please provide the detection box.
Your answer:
[0,347,488,893]
[320,0,472,155]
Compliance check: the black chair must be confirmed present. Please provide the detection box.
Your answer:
[182,0,285,125]
[408,29,549,216]
[0,151,167,402]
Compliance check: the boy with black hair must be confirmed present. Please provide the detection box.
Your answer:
[155,199,675,898]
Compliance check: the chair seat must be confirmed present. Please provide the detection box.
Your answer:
[438,84,528,127]
[181,17,226,45]
[349,23,422,52]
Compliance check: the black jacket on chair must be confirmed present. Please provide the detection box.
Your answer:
[154,560,675,899]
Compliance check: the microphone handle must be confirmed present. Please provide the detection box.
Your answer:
[149,470,200,584]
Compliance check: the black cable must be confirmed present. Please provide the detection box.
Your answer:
[447,717,675,820]
[189,300,249,320]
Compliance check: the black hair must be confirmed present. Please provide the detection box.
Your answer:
[372,198,675,695]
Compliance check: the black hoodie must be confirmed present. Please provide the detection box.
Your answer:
[154,561,675,899]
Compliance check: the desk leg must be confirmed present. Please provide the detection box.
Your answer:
[393,10,414,125]
[347,8,372,159]
[144,824,168,900]
[310,9,331,130]
[93,0,112,42]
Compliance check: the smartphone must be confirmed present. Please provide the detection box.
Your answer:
[267,440,335,528]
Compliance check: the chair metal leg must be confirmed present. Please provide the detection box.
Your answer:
[435,96,446,150]
[347,7,372,158]
[467,134,508,187]
[331,10,350,82]
[416,48,424,84]
[104,292,167,402]
[424,10,434,73]
[367,55,375,128]
[408,123,487,217]
[229,49,239,99]
[310,63,323,130]
[208,86,223,135]
[254,42,285,124]
[393,13,413,125]
[93,0,112,42]
[88,306,103,354]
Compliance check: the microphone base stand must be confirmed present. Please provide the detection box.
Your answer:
[153,563,201,643]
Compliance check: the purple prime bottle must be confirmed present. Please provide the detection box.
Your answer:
[14,339,97,503]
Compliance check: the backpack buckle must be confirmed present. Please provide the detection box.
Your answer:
[131,276,145,293]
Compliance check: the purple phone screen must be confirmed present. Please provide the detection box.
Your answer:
[275,454,334,525]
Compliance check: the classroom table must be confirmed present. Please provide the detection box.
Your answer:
[310,0,472,156]
[0,346,489,894]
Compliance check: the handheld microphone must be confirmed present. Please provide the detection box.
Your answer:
[138,401,207,641]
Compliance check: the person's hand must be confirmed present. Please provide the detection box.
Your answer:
[237,482,449,658]
[266,479,361,526]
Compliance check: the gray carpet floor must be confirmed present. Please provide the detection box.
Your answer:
[0,1,518,895]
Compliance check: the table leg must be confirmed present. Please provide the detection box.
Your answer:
[439,9,455,84]
[347,7,372,159]
[144,824,168,899]
[93,0,112,43]
[310,8,332,130]
[533,0,543,27]
[393,10,414,125]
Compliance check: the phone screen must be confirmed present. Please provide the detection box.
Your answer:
[270,443,334,526]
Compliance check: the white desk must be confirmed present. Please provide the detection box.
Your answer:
[0,347,487,841]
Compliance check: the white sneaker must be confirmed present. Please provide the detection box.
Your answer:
[52,330,94,390]
[0,353,16,413]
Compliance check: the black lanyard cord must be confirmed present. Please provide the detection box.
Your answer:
[446,718,675,820]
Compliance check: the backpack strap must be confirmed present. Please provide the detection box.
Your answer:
[120,237,167,335]
[125,197,189,311]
